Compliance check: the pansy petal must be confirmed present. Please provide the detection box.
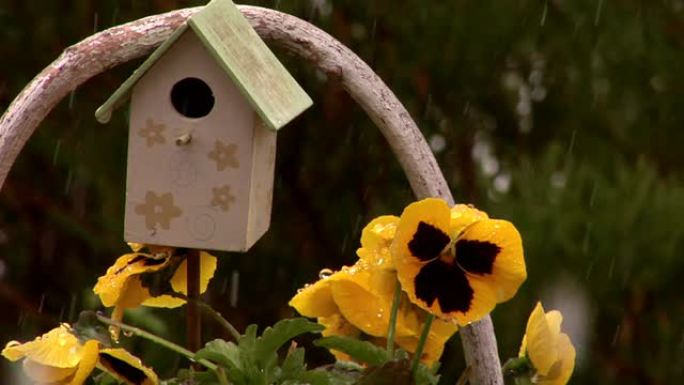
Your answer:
[22,359,77,383]
[430,317,459,340]
[169,251,218,295]
[545,333,576,385]
[127,243,145,252]
[2,325,82,368]
[319,313,361,362]
[357,215,399,269]
[2,342,26,362]
[94,253,172,307]
[402,257,497,324]
[395,319,455,365]
[450,204,489,236]
[139,294,186,308]
[456,219,526,302]
[289,275,338,318]
[68,340,99,385]
[392,198,452,264]
[140,251,217,308]
[118,278,153,309]
[330,265,397,337]
[98,348,158,385]
[525,303,558,376]
[545,310,563,336]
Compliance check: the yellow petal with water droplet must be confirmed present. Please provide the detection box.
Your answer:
[450,204,489,236]
[2,325,82,368]
[94,253,171,307]
[357,215,400,270]
[289,275,338,318]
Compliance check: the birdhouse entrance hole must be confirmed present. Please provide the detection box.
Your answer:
[170,77,215,118]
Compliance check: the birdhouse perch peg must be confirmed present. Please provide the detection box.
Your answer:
[95,0,312,252]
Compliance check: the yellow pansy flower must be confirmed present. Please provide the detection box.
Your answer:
[519,302,576,385]
[94,245,218,308]
[290,217,457,364]
[391,198,526,325]
[93,245,217,337]
[2,324,158,385]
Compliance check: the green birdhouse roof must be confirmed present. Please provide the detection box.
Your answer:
[95,0,312,131]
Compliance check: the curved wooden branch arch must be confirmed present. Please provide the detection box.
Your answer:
[0,6,503,385]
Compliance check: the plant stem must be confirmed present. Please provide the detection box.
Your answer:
[386,279,403,356]
[411,313,434,374]
[170,292,241,341]
[95,312,217,371]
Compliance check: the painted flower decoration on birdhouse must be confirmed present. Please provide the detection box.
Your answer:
[391,198,526,325]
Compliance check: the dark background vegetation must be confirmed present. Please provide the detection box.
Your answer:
[1,0,683,384]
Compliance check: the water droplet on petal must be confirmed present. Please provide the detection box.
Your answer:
[319,268,334,279]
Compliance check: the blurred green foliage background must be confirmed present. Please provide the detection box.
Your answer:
[1,0,683,384]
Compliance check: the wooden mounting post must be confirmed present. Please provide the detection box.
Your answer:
[186,250,201,355]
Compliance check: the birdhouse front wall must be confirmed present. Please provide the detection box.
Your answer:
[124,30,275,252]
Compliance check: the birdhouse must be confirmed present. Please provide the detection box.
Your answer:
[95,0,312,252]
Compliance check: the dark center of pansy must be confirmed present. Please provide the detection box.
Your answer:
[99,353,148,385]
[414,259,473,313]
[408,221,451,262]
[454,240,500,275]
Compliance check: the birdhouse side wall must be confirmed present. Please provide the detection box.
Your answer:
[124,30,257,251]
[245,118,276,248]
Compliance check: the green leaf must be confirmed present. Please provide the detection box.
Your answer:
[284,370,331,385]
[254,318,324,363]
[414,362,441,385]
[196,339,247,384]
[314,336,390,366]
[171,368,222,385]
[280,346,306,379]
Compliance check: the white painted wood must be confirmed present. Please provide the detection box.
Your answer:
[126,31,271,251]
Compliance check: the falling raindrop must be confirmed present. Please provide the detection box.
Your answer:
[429,134,446,153]
[550,171,567,189]
[493,172,511,194]
[319,268,334,279]
[68,91,76,110]
[93,12,99,33]
[53,140,62,165]
[611,324,621,347]
[68,294,77,322]
[38,293,46,313]
[230,270,239,308]
[64,169,73,195]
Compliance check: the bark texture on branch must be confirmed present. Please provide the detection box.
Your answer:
[0,6,503,385]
